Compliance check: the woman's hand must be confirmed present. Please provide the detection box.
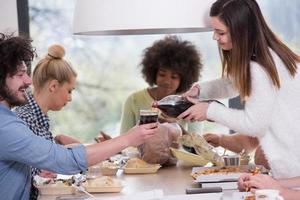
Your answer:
[238,173,284,192]
[203,133,222,147]
[181,83,200,98]
[124,122,158,147]
[238,173,252,191]
[177,97,209,122]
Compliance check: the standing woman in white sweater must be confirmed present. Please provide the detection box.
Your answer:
[178,0,300,179]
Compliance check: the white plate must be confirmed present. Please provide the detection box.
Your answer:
[192,165,268,183]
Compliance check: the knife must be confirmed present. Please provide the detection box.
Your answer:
[186,187,223,194]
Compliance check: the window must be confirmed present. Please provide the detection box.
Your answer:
[28,0,300,142]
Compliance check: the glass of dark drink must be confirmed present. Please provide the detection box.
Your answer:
[139,109,159,125]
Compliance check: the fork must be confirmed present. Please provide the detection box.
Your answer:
[72,184,94,198]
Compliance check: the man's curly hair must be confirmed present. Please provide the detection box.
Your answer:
[0,33,35,99]
[141,35,203,93]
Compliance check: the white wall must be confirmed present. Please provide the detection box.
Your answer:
[0,0,18,34]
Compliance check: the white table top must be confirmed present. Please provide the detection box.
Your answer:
[39,163,239,200]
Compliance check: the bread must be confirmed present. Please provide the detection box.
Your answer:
[125,158,154,168]
[84,176,119,187]
[101,161,119,169]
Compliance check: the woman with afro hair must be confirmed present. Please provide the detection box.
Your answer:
[120,35,203,134]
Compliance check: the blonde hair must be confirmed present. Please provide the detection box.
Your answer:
[32,44,77,92]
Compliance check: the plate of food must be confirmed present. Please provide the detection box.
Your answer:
[191,165,268,183]
[83,176,123,193]
[100,160,120,175]
[170,147,210,166]
[34,176,76,195]
[36,182,76,195]
[123,158,161,174]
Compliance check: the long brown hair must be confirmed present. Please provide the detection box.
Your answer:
[210,0,300,99]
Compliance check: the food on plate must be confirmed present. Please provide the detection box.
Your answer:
[101,160,119,169]
[245,195,255,200]
[99,160,119,175]
[123,158,161,173]
[84,176,120,187]
[191,166,262,179]
[83,176,123,193]
[34,175,75,186]
[33,175,76,195]
[125,158,159,168]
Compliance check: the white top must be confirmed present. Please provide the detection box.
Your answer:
[200,51,300,179]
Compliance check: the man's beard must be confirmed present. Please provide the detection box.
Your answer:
[0,85,28,107]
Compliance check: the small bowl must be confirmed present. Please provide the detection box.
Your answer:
[223,155,240,167]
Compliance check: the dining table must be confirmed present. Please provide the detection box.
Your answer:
[38,162,240,200]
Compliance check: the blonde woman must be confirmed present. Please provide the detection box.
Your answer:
[14,44,80,199]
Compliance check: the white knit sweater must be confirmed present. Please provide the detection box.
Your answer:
[200,51,300,179]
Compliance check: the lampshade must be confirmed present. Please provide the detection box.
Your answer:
[0,0,18,34]
[73,0,214,35]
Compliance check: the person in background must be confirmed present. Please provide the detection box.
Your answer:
[120,35,203,134]
[238,174,300,200]
[203,133,269,169]
[14,44,81,199]
[0,32,157,200]
[178,0,300,179]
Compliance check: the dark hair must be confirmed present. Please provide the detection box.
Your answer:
[210,0,300,98]
[141,35,202,93]
[0,33,35,98]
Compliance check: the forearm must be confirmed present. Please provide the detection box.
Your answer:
[220,134,259,153]
[254,146,269,169]
[55,134,81,145]
[199,78,238,100]
[280,188,300,200]
[207,65,276,138]
[279,177,300,188]
[85,134,129,166]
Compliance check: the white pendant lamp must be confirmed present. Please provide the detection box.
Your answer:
[73,0,215,35]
